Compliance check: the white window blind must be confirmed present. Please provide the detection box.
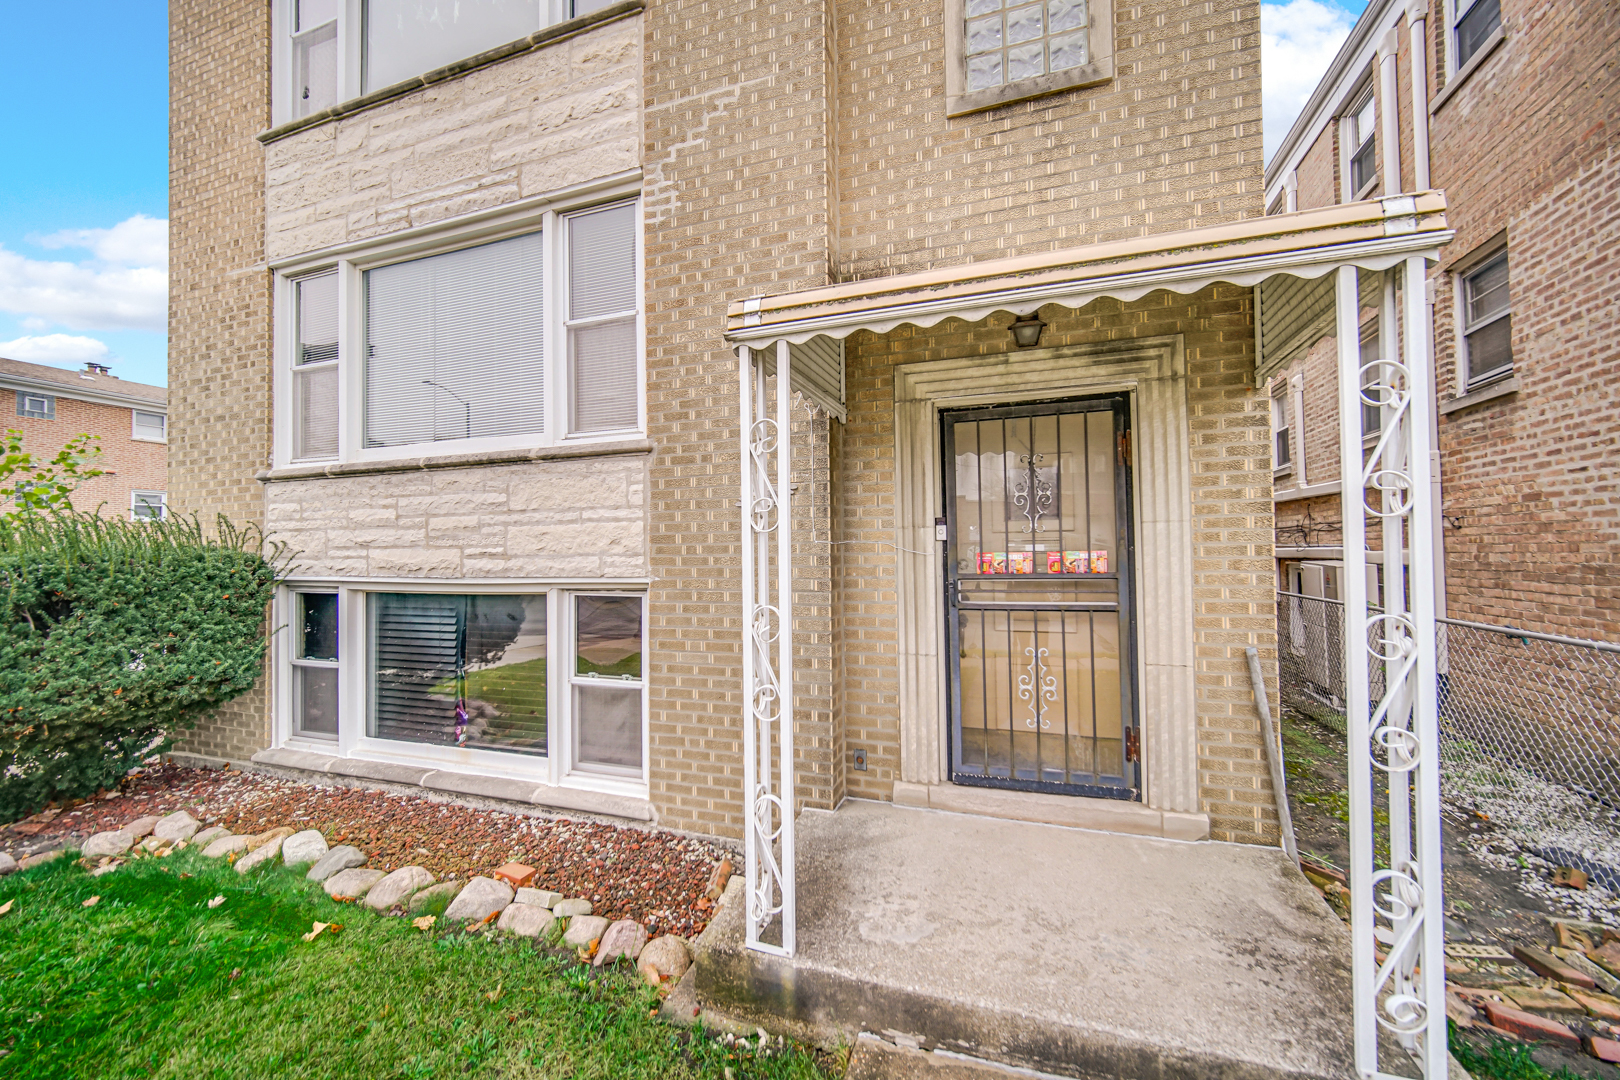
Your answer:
[567,203,638,434]
[364,0,541,92]
[364,232,546,448]
[1463,251,1512,384]
[294,272,340,460]
[133,410,166,441]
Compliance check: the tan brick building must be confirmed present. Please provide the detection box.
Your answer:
[1263,0,1620,642]
[169,0,1456,897]
[0,357,167,518]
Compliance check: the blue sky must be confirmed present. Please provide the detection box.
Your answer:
[0,1,1365,391]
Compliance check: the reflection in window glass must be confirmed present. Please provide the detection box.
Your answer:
[1455,0,1501,68]
[572,595,643,774]
[293,591,339,737]
[299,593,339,661]
[370,593,549,755]
[365,0,542,92]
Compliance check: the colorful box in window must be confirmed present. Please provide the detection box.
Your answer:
[1047,551,1065,574]
[979,552,1007,575]
[1009,552,1034,575]
[1090,550,1109,573]
[1062,550,1085,574]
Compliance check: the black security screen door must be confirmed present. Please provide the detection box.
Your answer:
[943,395,1140,799]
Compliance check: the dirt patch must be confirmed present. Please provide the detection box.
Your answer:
[1,764,728,938]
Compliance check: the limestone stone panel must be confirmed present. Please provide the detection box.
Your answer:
[266,455,650,579]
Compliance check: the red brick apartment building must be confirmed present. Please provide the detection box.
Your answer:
[1262,0,1619,640]
[0,357,168,519]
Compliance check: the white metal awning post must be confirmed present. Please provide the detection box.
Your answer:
[738,340,797,957]
[1335,260,1446,1079]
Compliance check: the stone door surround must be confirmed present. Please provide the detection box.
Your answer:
[888,334,1207,838]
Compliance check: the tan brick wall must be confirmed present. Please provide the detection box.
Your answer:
[266,455,649,579]
[836,289,1278,844]
[2,391,167,515]
[263,17,642,262]
[834,0,1265,278]
[169,0,275,763]
[1294,124,1337,210]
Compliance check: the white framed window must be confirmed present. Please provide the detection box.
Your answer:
[274,191,644,468]
[1271,393,1292,471]
[274,581,648,795]
[1344,89,1377,200]
[944,0,1114,116]
[132,409,167,442]
[16,393,54,420]
[272,0,597,126]
[131,491,167,521]
[1360,320,1383,438]
[1451,0,1502,73]
[1458,249,1512,388]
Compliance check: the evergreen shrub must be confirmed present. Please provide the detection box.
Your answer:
[0,512,286,820]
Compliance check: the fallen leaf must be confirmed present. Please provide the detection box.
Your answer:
[82,896,100,908]
[0,899,12,918]
[207,895,225,909]
[412,915,437,931]
[478,909,501,927]
[302,921,331,942]
[486,982,504,1003]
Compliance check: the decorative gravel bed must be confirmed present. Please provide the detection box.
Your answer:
[0,763,730,938]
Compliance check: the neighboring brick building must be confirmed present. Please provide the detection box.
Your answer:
[1263,0,1620,642]
[0,357,168,518]
[169,0,1456,873]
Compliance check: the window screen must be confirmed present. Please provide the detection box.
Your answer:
[295,272,340,460]
[364,232,546,447]
[964,0,1090,92]
[134,410,167,441]
[369,593,549,756]
[365,0,541,92]
[1463,251,1512,384]
[293,591,339,737]
[293,0,339,118]
[571,594,643,773]
[567,203,639,434]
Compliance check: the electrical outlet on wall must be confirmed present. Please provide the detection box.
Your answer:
[852,747,867,771]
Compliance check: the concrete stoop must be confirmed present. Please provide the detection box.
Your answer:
[689,800,1362,1080]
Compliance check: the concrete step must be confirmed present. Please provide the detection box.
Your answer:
[846,1034,1087,1080]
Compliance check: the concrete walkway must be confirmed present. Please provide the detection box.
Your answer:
[695,799,1361,1079]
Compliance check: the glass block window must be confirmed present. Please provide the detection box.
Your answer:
[965,0,1089,93]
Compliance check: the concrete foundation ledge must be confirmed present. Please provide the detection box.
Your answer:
[890,781,1210,841]
[246,748,655,822]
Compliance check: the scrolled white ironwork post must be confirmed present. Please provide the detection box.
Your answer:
[1336,262,1446,1079]
[738,342,796,957]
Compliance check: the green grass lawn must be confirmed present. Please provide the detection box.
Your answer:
[0,850,832,1080]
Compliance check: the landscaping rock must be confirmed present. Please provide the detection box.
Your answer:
[496,902,555,938]
[89,862,123,878]
[325,868,388,899]
[638,934,692,982]
[140,836,172,854]
[81,830,136,858]
[235,834,286,874]
[124,816,160,839]
[408,881,463,913]
[1481,1001,1580,1048]
[593,919,648,966]
[553,898,593,918]
[18,850,63,870]
[281,830,328,868]
[203,835,248,859]
[245,826,295,853]
[516,888,562,909]
[0,852,16,876]
[364,866,436,912]
[444,876,513,923]
[152,811,201,842]
[191,825,229,850]
[562,914,610,950]
[1502,985,1582,1013]
[306,845,366,883]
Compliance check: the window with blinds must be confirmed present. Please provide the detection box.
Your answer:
[567,202,639,434]
[294,271,340,461]
[369,593,549,756]
[364,232,546,448]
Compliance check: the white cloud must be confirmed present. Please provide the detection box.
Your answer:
[36,214,169,271]
[0,214,168,333]
[1263,0,1358,164]
[0,334,113,366]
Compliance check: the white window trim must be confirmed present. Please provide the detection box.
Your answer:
[1446,0,1499,78]
[272,577,650,800]
[1289,371,1307,486]
[288,589,340,742]
[1453,244,1512,392]
[943,0,1114,117]
[130,490,167,521]
[271,180,645,470]
[1271,389,1293,475]
[17,392,54,420]
[132,409,168,443]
